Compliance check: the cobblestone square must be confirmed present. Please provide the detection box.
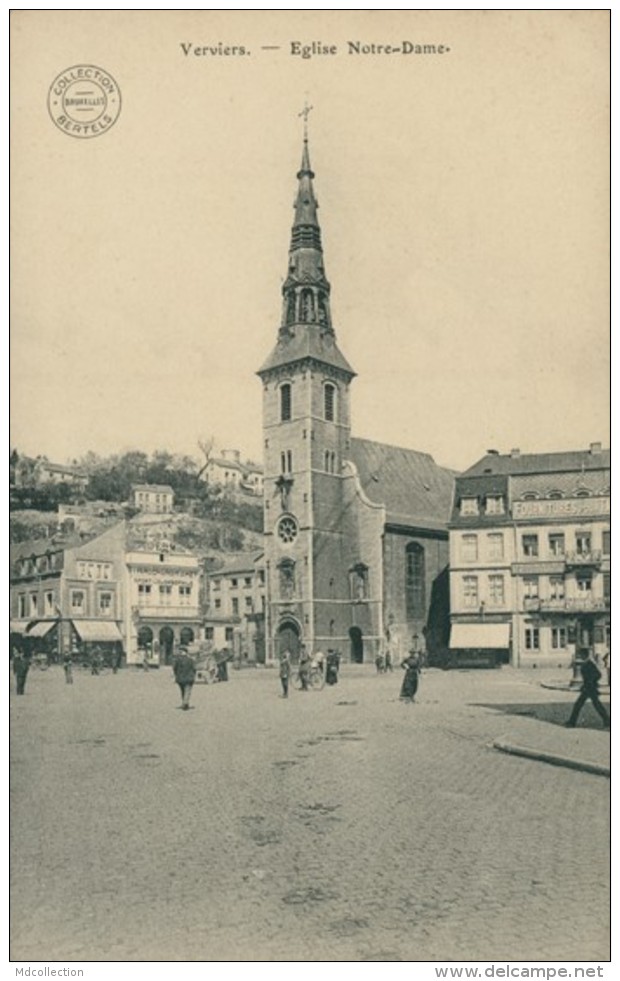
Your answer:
[10,665,610,962]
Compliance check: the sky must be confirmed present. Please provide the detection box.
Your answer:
[10,10,610,473]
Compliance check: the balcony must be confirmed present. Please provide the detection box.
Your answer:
[531,597,607,614]
[565,550,602,568]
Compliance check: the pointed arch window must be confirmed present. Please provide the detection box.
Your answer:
[406,543,426,619]
[324,383,336,422]
[280,383,292,422]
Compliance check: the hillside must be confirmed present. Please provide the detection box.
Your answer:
[9,500,264,567]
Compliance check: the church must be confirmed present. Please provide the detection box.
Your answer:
[257,126,455,665]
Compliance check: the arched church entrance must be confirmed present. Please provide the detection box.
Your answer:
[159,626,174,666]
[277,619,301,660]
[349,626,364,663]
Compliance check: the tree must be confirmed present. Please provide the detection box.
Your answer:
[196,436,216,480]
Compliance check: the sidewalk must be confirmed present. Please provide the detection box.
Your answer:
[489,669,610,777]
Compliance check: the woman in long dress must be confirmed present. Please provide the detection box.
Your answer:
[400,652,421,702]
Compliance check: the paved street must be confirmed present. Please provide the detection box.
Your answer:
[10,664,610,962]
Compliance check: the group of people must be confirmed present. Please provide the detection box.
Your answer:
[277,647,341,697]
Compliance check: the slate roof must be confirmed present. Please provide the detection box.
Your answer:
[463,449,610,477]
[209,551,264,577]
[348,437,455,533]
[258,324,355,377]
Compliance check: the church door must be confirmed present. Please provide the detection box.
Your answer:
[277,620,301,660]
[349,626,364,663]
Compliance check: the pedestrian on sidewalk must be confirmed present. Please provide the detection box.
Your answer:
[173,646,197,711]
[279,649,291,698]
[12,650,31,696]
[63,653,74,685]
[400,650,421,703]
[565,651,610,729]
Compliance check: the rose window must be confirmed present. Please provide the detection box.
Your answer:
[277,516,298,544]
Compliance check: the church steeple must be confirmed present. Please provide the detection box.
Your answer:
[258,117,354,380]
[281,123,333,336]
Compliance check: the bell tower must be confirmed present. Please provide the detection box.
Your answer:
[258,115,356,661]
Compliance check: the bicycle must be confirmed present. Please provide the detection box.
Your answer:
[291,664,325,691]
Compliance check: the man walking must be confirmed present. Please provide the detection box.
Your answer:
[279,649,291,698]
[565,651,610,729]
[173,646,197,711]
[12,650,31,695]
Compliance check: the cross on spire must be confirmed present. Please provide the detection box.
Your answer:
[298,100,313,140]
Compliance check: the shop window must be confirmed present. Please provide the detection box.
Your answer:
[525,628,540,650]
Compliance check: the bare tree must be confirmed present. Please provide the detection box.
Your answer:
[196,436,216,480]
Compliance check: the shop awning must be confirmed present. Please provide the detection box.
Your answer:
[26,620,57,638]
[450,623,510,649]
[74,620,123,643]
[10,621,28,634]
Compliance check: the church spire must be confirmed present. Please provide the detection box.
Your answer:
[281,109,333,335]
[258,112,355,381]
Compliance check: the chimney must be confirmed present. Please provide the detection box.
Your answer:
[510,448,521,458]
[590,442,602,455]
[486,449,499,456]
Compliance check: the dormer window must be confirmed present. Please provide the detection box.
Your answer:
[461,497,479,516]
[485,496,505,516]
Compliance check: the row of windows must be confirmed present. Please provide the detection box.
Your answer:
[205,626,235,643]
[71,590,114,614]
[211,575,262,591]
[459,530,610,562]
[77,561,113,581]
[212,596,265,614]
[280,382,338,423]
[137,583,193,606]
[460,533,505,562]
[16,553,62,577]
[461,496,505,516]
[461,572,610,608]
[521,531,609,558]
[278,450,339,475]
[461,575,506,608]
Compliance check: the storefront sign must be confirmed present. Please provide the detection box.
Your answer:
[513,497,609,520]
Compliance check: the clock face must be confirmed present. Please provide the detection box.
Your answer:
[277,515,298,544]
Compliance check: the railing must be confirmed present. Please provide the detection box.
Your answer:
[524,596,607,613]
[565,550,602,566]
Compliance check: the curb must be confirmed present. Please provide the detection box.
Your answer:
[493,738,610,778]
